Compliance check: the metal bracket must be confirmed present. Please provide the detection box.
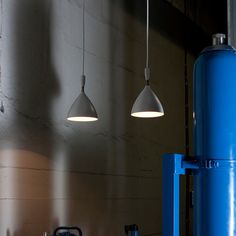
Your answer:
[182,160,199,170]
[162,154,185,236]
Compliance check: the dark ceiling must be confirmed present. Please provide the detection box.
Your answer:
[113,0,227,55]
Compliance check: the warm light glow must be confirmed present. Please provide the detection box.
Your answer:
[131,111,164,118]
[67,116,98,122]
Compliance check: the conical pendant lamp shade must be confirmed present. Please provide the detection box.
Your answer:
[131,85,164,118]
[67,0,98,122]
[131,0,164,119]
[67,91,98,122]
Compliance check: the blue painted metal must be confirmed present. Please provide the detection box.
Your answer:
[162,154,185,236]
[130,229,139,236]
[182,160,199,169]
[193,43,236,236]
[162,154,199,236]
[124,224,139,236]
[162,40,236,236]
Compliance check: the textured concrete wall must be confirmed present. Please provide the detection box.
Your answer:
[0,0,194,235]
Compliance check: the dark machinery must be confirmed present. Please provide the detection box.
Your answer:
[52,226,82,236]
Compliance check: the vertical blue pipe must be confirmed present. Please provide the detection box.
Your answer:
[162,154,185,236]
[193,35,236,236]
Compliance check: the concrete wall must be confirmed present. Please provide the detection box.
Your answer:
[0,0,195,235]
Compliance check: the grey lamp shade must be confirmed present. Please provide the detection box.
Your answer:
[131,85,164,118]
[67,91,98,122]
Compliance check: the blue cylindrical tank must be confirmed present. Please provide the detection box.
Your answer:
[193,34,236,236]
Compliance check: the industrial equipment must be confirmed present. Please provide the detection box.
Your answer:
[124,224,139,236]
[162,33,236,236]
[52,226,82,236]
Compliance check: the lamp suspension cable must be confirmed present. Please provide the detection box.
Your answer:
[66,0,98,122]
[81,0,85,92]
[146,0,149,69]
[130,0,164,118]
[82,0,85,77]
[145,0,150,85]
[0,0,4,113]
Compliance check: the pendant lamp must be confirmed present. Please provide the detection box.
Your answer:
[131,0,164,118]
[67,0,98,122]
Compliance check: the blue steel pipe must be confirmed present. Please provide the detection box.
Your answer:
[193,34,236,236]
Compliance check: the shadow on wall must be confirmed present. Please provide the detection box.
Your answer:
[0,0,61,235]
[9,0,60,153]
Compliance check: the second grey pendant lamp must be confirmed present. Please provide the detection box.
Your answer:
[67,0,98,122]
[131,0,164,118]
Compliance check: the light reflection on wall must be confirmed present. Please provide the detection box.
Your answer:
[52,147,68,227]
[0,149,53,235]
[0,150,18,235]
